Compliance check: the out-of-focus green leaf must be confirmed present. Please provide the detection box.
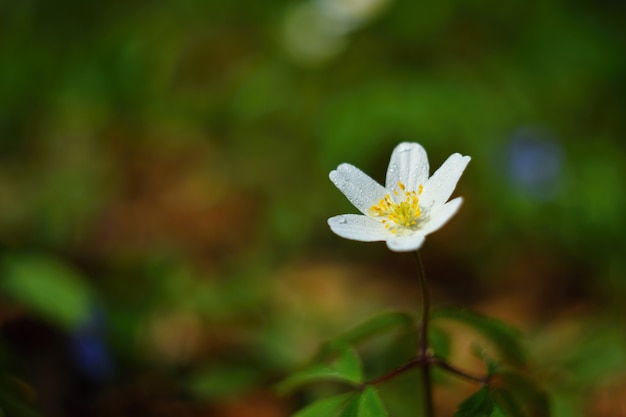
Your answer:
[338,393,360,417]
[335,387,388,417]
[473,348,501,377]
[541,320,626,386]
[0,254,93,329]
[429,325,452,360]
[187,364,260,399]
[371,325,418,378]
[293,393,355,417]
[491,405,508,417]
[455,386,494,417]
[318,312,415,358]
[277,344,363,394]
[491,372,550,417]
[376,360,421,417]
[456,379,546,417]
[355,386,388,417]
[532,319,626,417]
[432,309,525,367]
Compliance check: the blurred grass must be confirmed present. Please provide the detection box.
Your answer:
[1,0,625,416]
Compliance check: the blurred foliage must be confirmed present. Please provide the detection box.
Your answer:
[0,0,625,416]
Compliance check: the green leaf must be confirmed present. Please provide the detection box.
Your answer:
[429,325,452,359]
[455,386,494,417]
[356,386,388,417]
[431,309,525,367]
[338,394,360,417]
[293,393,355,417]
[473,348,500,377]
[491,405,508,417]
[187,364,260,399]
[549,320,626,385]
[376,361,421,416]
[286,381,387,416]
[491,372,549,417]
[337,387,388,417]
[277,344,363,394]
[318,312,415,359]
[0,254,93,329]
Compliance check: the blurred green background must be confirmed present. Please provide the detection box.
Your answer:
[1,0,625,416]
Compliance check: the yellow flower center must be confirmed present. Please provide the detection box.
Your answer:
[369,182,424,234]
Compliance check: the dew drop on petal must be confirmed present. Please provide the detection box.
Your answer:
[338,216,348,224]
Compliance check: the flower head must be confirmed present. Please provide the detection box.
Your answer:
[328,142,470,252]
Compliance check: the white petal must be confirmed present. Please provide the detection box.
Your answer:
[420,197,463,235]
[386,233,426,252]
[421,153,470,208]
[385,142,429,193]
[330,163,387,215]
[328,214,389,241]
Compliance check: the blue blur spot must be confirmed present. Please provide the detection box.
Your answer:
[69,306,115,381]
[506,127,563,200]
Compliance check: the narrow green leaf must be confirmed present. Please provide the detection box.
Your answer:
[293,393,355,417]
[431,309,525,366]
[0,254,93,329]
[357,386,388,417]
[491,372,549,417]
[338,393,360,417]
[318,312,415,358]
[337,387,388,417]
[455,386,494,417]
[333,345,364,383]
[277,344,363,393]
[491,388,525,417]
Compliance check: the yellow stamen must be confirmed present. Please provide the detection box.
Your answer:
[369,182,424,233]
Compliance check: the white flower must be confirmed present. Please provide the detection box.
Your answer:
[328,142,470,252]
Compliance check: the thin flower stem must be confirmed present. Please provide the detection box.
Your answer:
[414,251,430,356]
[357,252,489,413]
[414,251,434,417]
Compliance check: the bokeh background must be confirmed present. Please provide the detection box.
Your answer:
[1,0,625,416]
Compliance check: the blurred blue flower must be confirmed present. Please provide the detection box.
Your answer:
[505,126,563,200]
[69,306,114,382]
